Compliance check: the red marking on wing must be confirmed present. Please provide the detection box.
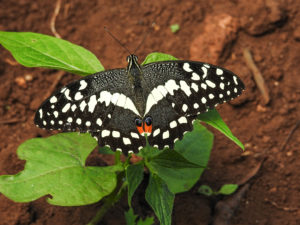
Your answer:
[136,126,144,135]
[144,123,152,134]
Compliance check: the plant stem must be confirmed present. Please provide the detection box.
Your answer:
[87,180,127,225]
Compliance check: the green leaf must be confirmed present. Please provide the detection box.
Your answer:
[145,173,174,225]
[125,208,154,225]
[148,149,203,169]
[198,185,214,196]
[218,184,238,195]
[0,133,123,206]
[126,163,144,206]
[148,121,213,194]
[142,52,178,65]
[198,109,244,150]
[137,217,155,225]
[170,24,180,33]
[125,208,138,225]
[0,31,103,75]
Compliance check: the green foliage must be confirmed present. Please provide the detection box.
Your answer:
[170,24,180,33]
[142,52,177,65]
[0,31,103,75]
[125,208,154,225]
[126,163,144,207]
[198,184,238,196]
[145,173,174,225]
[0,31,245,225]
[198,109,244,150]
[0,133,122,206]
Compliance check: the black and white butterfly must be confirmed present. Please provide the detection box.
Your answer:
[34,54,245,155]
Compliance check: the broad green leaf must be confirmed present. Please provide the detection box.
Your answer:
[218,184,238,195]
[148,121,213,194]
[126,163,144,206]
[0,31,103,75]
[145,173,174,225]
[142,52,177,65]
[198,185,214,196]
[170,24,180,33]
[148,149,203,169]
[0,133,122,206]
[198,109,244,150]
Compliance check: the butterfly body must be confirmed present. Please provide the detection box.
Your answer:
[35,54,245,154]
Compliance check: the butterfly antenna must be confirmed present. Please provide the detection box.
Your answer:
[133,22,155,55]
[104,26,132,55]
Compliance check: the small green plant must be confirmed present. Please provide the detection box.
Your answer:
[0,31,244,225]
[170,24,180,33]
[198,184,239,196]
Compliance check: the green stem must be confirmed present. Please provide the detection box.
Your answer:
[87,181,127,225]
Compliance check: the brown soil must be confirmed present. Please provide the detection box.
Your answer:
[1,0,300,224]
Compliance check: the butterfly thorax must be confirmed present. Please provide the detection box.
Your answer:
[126,54,146,116]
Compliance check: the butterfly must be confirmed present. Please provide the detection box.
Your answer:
[34,54,245,155]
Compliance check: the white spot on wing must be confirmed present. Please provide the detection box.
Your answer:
[50,96,57,103]
[183,63,193,72]
[86,121,91,126]
[157,85,168,97]
[145,94,157,116]
[116,93,126,108]
[165,79,180,95]
[201,66,208,79]
[194,103,199,109]
[62,103,71,113]
[71,104,77,112]
[79,80,87,90]
[201,97,207,104]
[216,68,223,75]
[178,116,187,124]
[209,94,214,99]
[191,72,200,81]
[76,118,82,125]
[88,95,97,113]
[74,92,83,101]
[53,111,58,118]
[179,80,192,96]
[169,121,177,128]
[162,130,170,139]
[151,88,164,102]
[131,132,139,139]
[191,83,199,92]
[111,93,120,105]
[64,89,71,100]
[67,117,73,123]
[112,131,120,138]
[101,130,110,137]
[96,118,102,126]
[153,128,160,137]
[206,80,216,88]
[50,120,54,125]
[39,109,43,118]
[99,91,111,107]
[220,82,225,90]
[201,83,207,90]
[123,137,131,145]
[233,76,238,85]
[80,101,87,111]
[182,104,188,112]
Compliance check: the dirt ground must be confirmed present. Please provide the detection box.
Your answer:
[1,0,300,224]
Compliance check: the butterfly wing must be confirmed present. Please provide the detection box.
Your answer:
[34,69,145,154]
[142,61,245,149]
